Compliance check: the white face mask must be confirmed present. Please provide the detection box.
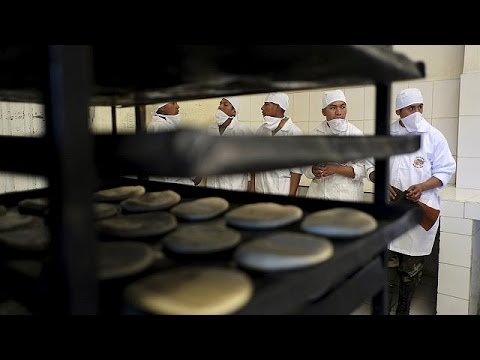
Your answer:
[327,118,348,134]
[401,112,423,132]
[215,109,232,125]
[152,113,181,128]
[263,116,283,131]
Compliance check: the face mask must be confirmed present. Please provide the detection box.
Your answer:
[327,118,347,134]
[263,116,282,131]
[152,114,181,128]
[215,109,231,125]
[401,112,422,132]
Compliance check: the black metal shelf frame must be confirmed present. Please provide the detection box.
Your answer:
[0,45,425,314]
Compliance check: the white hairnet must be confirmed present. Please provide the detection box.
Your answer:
[154,103,169,113]
[225,97,241,114]
[322,90,347,109]
[395,88,423,111]
[265,92,289,111]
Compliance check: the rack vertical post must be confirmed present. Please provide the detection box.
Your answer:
[43,45,98,314]
[371,82,391,315]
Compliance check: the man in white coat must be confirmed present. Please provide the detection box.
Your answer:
[253,92,303,196]
[147,102,201,186]
[368,88,456,315]
[303,89,366,202]
[205,97,253,191]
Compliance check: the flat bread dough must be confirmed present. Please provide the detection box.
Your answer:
[124,266,253,315]
[121,190,181,213]
[0,212,36,231]
[0,299,31,315]
[170,197,229,221]
[0,220,50,251]
[94,203,120,220]
[162,223,241,255]
[97,241,155,280]
[3,259,43,279]
[18,198,49,213]
[93,186,146,202]
[225,202,303,230]
[301,207,378,238]
[96,211,177,238]
[234,231,334,272]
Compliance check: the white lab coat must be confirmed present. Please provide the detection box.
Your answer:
[303,120,366,202]
[388,117,456,256]
[255,118,303,196]
[205,117,253,191]
[146,116,195,186]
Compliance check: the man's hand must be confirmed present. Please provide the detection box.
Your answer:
[312,164,324,178]
[388,185,397,200]
[405,183,424,203]
[312,164,338,178]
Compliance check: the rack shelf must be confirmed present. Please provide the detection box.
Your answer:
[0,131,420,177]
[0,177,422,315]
[0,45,423,105]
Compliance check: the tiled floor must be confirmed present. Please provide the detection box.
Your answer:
[350,274,437,315]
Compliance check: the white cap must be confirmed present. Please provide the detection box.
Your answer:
[225,96,240,114]
[395,88,423,111]
[154,103,169,113]
[322,90,346,109]
[265,92,289,111]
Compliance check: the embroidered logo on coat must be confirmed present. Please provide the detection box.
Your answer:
[413,157,425,168]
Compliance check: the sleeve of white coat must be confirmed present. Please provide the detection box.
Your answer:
[244,126,254,136]
[349,159,366,181]
[302,165,315,179]
[289,125,304,175]
[346,125,367,181]
[146,122,161,133]
[431,131,456,187]
[365,157,375,179]
[290,167,303,175]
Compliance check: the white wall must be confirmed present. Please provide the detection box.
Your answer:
[0,102,47,193]
[393,45,464,80]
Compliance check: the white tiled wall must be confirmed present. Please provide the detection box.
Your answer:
[470,229,480,314]
[438,232,472,267]
[437,186,480,314]
[364,86,375,120]
[457,158,480,189]
[293,92,310,122]
[307,91,322,120]
[439,217,475,236]
[0,102,48,194]
[457,73,480,190]
[432,79,460,118]
[438,263,471,300]
[459,72,480,116]
[432,117,458,156]
[344,88,365,120]
[465,196,480,220]
[437,293,469,315]
[457,115,480,158]
[441,200,465,218]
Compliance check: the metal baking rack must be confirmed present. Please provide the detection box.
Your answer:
[0,45,425,314]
